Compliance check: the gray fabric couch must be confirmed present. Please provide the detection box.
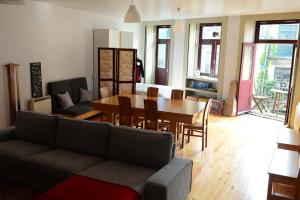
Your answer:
[0,111,193,200]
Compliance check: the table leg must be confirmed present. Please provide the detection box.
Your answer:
[276,93,282,116]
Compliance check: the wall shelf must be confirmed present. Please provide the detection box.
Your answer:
[185,87,218,96]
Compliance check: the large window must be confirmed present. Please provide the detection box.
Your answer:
[255,20,299,43]
[198,23,222,77]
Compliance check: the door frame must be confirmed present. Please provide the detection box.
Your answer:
[155,25,170,85]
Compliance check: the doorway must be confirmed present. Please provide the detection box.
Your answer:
[155,25,171,85]
[237,20,299,123]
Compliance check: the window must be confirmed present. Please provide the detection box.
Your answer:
[255,20,299,43]
[198,23,222,77]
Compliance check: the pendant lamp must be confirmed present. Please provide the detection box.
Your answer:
[124,0,141,23]
[173,7,184,32]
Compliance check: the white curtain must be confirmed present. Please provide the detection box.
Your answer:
[243,21,256,43]
[145,26,156,84]
[187,24,200,77]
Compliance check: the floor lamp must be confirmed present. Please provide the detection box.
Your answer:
[5,63,21,125]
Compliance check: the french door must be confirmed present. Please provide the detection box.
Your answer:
[155,25,170,85]
[237,43,256,114]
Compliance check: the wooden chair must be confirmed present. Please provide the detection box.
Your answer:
[181,98,213,150]
[118,96,143,128]
[99,87,117,124]
[144,99,169,131]
[171,89,184,100]
[100,87,109,99]
[147,87,159,97]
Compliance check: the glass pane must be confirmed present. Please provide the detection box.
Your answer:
[215,45,220,75]
[242,46,254,80]
[202,25,222,39]
[157,44,167,69]
[200,45,212,74]
[158,28,171,39]
[259,23,299,40]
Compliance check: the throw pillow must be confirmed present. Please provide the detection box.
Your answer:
[57,91,74,108]
[79,88,92,102]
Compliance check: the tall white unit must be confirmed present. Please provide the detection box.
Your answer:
[93,29,133,98]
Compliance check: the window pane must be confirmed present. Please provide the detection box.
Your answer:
[158,28,171,39]
[202,26,222,39]
[242,46,254,80]
[200,45,212,74]
[157,44,167,69]
[259,23,299,40]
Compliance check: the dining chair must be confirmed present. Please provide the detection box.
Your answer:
[100,87,109,99]
[99,87,117,124]
[181,98,213,150]
[147,87,159,97]
[144,99,169,131]
[118,96,143,128]
[171,89,184,100]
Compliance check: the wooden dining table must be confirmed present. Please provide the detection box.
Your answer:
[92,94,206,140]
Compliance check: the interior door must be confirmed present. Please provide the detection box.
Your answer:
[285,44,298,124]
[237,43,256,114]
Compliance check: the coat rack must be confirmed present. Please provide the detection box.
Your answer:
[5,63,21,125]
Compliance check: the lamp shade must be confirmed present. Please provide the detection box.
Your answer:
[173,20,184,32]
[124,5,141,23]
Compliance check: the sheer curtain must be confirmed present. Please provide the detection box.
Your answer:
[187,24,200,77]
[145,26,156,84]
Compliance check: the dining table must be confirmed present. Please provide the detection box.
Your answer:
[92,94,206,142]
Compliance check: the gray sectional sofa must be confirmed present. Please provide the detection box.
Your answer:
[0,111,193,200]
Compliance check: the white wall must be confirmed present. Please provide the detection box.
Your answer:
[170,29,186,89]
[0,1,140,129]
[221,16,241,99]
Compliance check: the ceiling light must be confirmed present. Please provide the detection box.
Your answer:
[173,7,184,32]
[124,0,141,23]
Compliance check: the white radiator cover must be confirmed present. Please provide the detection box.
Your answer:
[28,96,52,114]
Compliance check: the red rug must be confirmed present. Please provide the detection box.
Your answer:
[35,175,141,200]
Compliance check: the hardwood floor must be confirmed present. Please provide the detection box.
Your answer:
[177,114,282,200]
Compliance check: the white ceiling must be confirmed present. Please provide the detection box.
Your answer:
[36,0,300,21]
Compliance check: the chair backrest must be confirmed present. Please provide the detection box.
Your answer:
[118,96,132,126]
[171,89,184,100]
[202,98,213,127]
[147,87,159,97]
[100,87,109,99]
[144,99,159,130]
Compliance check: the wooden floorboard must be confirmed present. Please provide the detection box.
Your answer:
[177,114,282,200]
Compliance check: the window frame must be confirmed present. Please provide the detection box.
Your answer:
[255,20,300,44]
[197,23,222,77]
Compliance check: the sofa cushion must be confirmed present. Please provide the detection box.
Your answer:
[79,88,92,103]
[57,118,110,157]
[47,79,73,112]
[0,140,51,165]
[80,160,156,194]
[15,111,57,146]
[108,126,174,169]
[56,105,92,116]
[57,91,74,109]
[24,149,103,189]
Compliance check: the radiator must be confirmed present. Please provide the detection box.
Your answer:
[28,96,52,114]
